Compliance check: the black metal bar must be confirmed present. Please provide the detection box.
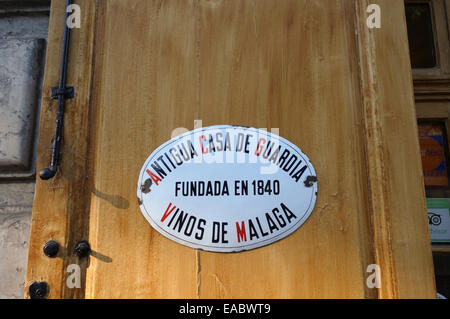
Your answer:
[40,0,73,180]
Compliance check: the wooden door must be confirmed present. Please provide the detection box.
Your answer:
[26,0,436,299]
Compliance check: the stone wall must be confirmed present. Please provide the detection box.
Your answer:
[0,0,49,299]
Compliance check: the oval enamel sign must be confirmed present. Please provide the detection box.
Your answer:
[137,125,318,252]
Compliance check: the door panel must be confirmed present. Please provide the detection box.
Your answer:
[26,0,436,299]
[196,0,373,298]
[85,0,199,298]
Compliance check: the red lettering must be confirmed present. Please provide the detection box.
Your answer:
[199,135,208,154]
[255,138,266,156]
[236,221,247,243]
[161,202,176,223]
[146,169,162,186]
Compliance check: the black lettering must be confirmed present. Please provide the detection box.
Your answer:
[208,135,216,153]
[293,165,308,182]
[151,162,167,179]
[214,181,221,195]
[173,210,188,233]
[190,181,197,196]
[157,156,172,172]
[224,133,232,151]
[187,140,198,158]
[182,182,189,196]
[167,209,179,228]
[244,134,253,153]
[248,219,259,240]
[289,160,302,177]
[175,182,181,197]
[262,141,273,159]
[222,181,230,196]
[278,149,290,168]
[195,219,206,240]
[272,208,286,228]
[184,215,196,237]
[206,182,213,196]
[212,222,220,243]
[236,133,245,152]
[269,145,281,164]
[198,181,205,196]
[221,222,228,244]
[266,213,279,233]
[169,148,183,166]
[282,154,297,172]
[165,153,177,169]
[177,143,190,161]
[216,133,223,151]
[281,203,297,223]
[256,217,269,237]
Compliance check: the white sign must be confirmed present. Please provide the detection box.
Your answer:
[137,125,318,252]
[427,198,450,243]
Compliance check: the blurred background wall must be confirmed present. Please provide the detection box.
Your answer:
[0,0,49,299]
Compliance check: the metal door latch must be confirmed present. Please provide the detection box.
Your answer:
[40,0,74,181]
[51,86,74,100]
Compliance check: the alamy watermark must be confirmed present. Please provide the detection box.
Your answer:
[66,4,81,29]
[66,264,81,289]
[367,4,381,29]
[169,120,283,175]
[366,264,382,289]
[66,4,381,30]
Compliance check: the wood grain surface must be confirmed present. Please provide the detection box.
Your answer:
[26,0,436,299]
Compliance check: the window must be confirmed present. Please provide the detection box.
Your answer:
[405,0,450,77]
[405,3,437,68]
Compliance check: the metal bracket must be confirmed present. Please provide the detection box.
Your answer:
[51,86,74,100]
